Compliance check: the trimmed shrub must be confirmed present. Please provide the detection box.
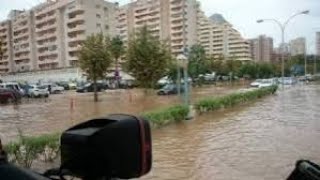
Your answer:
[195,86,278,113]
[142,105,189,128]
[4,133,60,167]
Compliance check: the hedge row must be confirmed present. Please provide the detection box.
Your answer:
[195,85,278,113]
[4,133,60,168]
[142,105,189,128]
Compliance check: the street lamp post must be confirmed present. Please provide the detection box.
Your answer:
[257,10,309,88]
[177,54,189,107]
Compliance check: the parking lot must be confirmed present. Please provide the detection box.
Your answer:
[0,84,246,143]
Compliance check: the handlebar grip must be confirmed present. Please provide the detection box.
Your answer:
[287,160,320,180]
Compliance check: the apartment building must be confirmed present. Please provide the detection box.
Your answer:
[118,0,199,55]
[0,0,117,74]
[33,0,117,69]
[197,12,251,61]
[249,35,273,62]
[10,10,37,73]
[289,37,306,56]
[0,20,13,74]
[316,32,320,56]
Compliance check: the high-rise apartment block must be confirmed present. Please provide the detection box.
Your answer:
[316,32,320,56]
[0,20,13,73]
[118,0,198,55]
[249,35,273,62]
[197,12,251,61]
[0,0,253,75]
[0,0,117,74]
[289,37,306,56]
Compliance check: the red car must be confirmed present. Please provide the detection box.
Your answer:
[0,88,21,104]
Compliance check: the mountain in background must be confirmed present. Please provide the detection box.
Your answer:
[209,13,228,24]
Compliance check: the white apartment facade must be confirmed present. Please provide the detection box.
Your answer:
[118,0,199,55]
[0,20,13,74]
[10,10,36,73]
[197,11,251,61]
[289,37,306,56]
[0,0,118,75]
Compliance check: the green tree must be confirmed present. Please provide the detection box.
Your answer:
[126,26,172,89]
[257,63,275,78]
[188,44,209,85]
[237,63,257,79]
[78,33,112,102]
[110,36,125,86]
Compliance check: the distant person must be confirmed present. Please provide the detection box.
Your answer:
[48,85,52,93]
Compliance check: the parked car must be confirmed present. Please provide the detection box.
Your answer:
[250,79,262,88]
[20,84,33,97]
[157,84,184,95]
[76,83,105,93]
[279,77,297,85]
[0,82,25,96]
[68,82,77,90]
[42,83,64,94]
[0,88,22,104]
[56,81,71,90]
[28,85,50,98]
[258,79,275,88]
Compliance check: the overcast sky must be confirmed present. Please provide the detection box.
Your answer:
[1,0,319,53]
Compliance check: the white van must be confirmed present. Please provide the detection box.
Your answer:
[0,82,25,95]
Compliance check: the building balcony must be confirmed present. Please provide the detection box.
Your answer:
[171,9,184,17]
[171,0,183,8]
[68,34,86,43]
[35,15,57,26]
[67,14,85,23]
[67,24,86,33]
[13,32,29,40]
[35,22,57,33]
[171,22,184,28]
[68,56,78,62]
[36,32,57,42]
[14,54,30,62]
[38,49,58,56]
[37,59,59,65]
[13,24,29,33]
[171,43,184,49]
[67,5,84,14]
[14,47,31,54]
[68,46,80,52]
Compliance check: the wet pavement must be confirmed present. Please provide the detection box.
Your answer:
[142,84,320,180]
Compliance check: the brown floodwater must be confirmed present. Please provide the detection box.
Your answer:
[142,84,320,180]
[0,84,241,143]
[1,83,319,180]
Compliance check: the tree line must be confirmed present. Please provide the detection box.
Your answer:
[77,25,319,101]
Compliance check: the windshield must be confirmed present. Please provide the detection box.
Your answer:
[0,0,319,180]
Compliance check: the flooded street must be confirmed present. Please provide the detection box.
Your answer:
[143,84,320,180]
[1,84,320,180]
[0,84,241,143]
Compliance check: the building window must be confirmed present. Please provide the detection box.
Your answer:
[104,7,108,12]
[96,4,101,9]
[97,23,101,28]
[96,14,101,18]
[105,25,109,30]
